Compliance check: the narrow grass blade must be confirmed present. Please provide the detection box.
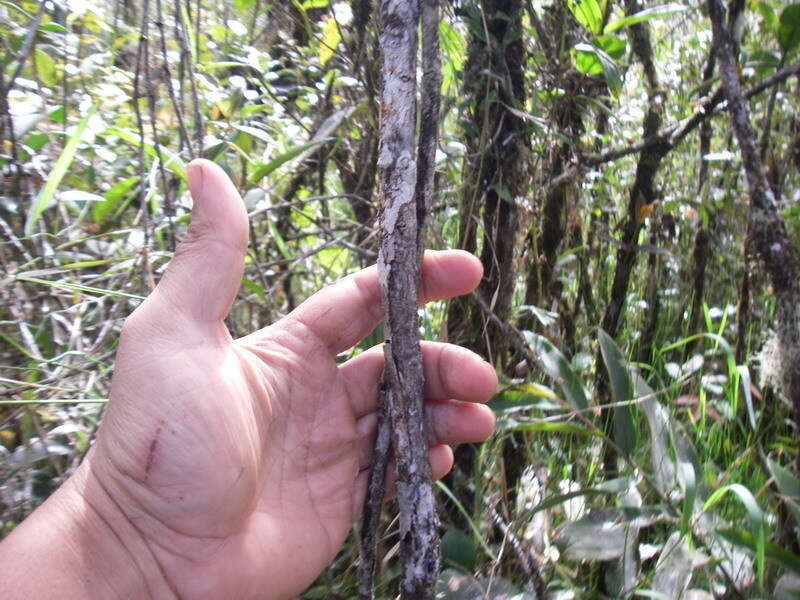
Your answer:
[247,138,331,184]
[25,105,97,236]
[15,276,145,300]
[704,483,766,587]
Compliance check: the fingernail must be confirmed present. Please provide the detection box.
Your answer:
[187,160,205,198]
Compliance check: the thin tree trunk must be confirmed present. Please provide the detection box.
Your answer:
[359,2,442,598]
[708,0,800,467]
[600,1,668,340]
[446,0,528,365]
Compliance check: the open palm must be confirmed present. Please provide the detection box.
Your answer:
[83,160,496,599]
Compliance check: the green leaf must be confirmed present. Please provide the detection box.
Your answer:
[523,332,589,410]
[23,132,48,153]
[718,528,800,575]
[49,106,66,125]
[598,329,637,455]
[25,105,97,236]
[241,278,267,303]
[704,483,764,529]
[39,22,67,33]
[301,0,329,7]
[105,127,187,181]
[436,482,497,560]
[92,176,140,222]
[488,382,557,413]
[14,276,145,301]
[568,0,606,34]
[573,42,622,96]
[595,35,627,60]
[34,48,58,86]
[603,3,688,34]
[778,4,800,54]
[442,528,477,571]
[704,483,766,585]
[318,16,341,67]
[766,458,800,525]
[247,138,330,183]
[499,420,602,436]
[757,0,778,31]
[268,221,292,260]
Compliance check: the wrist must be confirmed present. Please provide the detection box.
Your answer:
[0,452,177,599]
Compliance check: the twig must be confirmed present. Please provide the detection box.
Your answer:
[544,61,800,194]
[358,1,442,598]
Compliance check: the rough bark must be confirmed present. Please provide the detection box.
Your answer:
[446,0,528,365]
[685,228,710,352]
[600,0,669,339]
[522,3,586,328]
[359,2,441,598]
[708,0,800,463]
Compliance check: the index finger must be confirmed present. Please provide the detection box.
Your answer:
[277,250,482,355]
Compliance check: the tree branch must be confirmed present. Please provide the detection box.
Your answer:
[544,61,800,194]
[359,1,441,598]
[707,0,800,466]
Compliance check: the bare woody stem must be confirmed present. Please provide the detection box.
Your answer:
[358,1,442,599]
[707,0,800,462]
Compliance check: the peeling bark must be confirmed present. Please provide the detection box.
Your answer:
[358,1,441,598]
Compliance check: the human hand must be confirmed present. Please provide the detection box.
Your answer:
[3,160,496,599]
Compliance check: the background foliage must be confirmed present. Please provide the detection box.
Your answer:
[3,0,800,597]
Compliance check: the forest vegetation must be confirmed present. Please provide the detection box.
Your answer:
[3,0,800,597]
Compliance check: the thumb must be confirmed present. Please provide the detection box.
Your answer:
[151,159,249,325]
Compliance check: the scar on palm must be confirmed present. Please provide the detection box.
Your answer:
[144,421,165,481]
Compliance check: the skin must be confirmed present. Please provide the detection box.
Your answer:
[0,160,497,599]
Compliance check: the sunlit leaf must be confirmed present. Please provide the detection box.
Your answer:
[39,23,67,33]
[573,42,622,96]
[248,138,331,183]
[499,420,602,436]
[568,0,606,34]
[25,105,97,236]
[318,16,341,67]
[34,48,58,87]
[604,3,688,34]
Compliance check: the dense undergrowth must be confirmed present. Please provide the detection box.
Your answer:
[2,0,800,598]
